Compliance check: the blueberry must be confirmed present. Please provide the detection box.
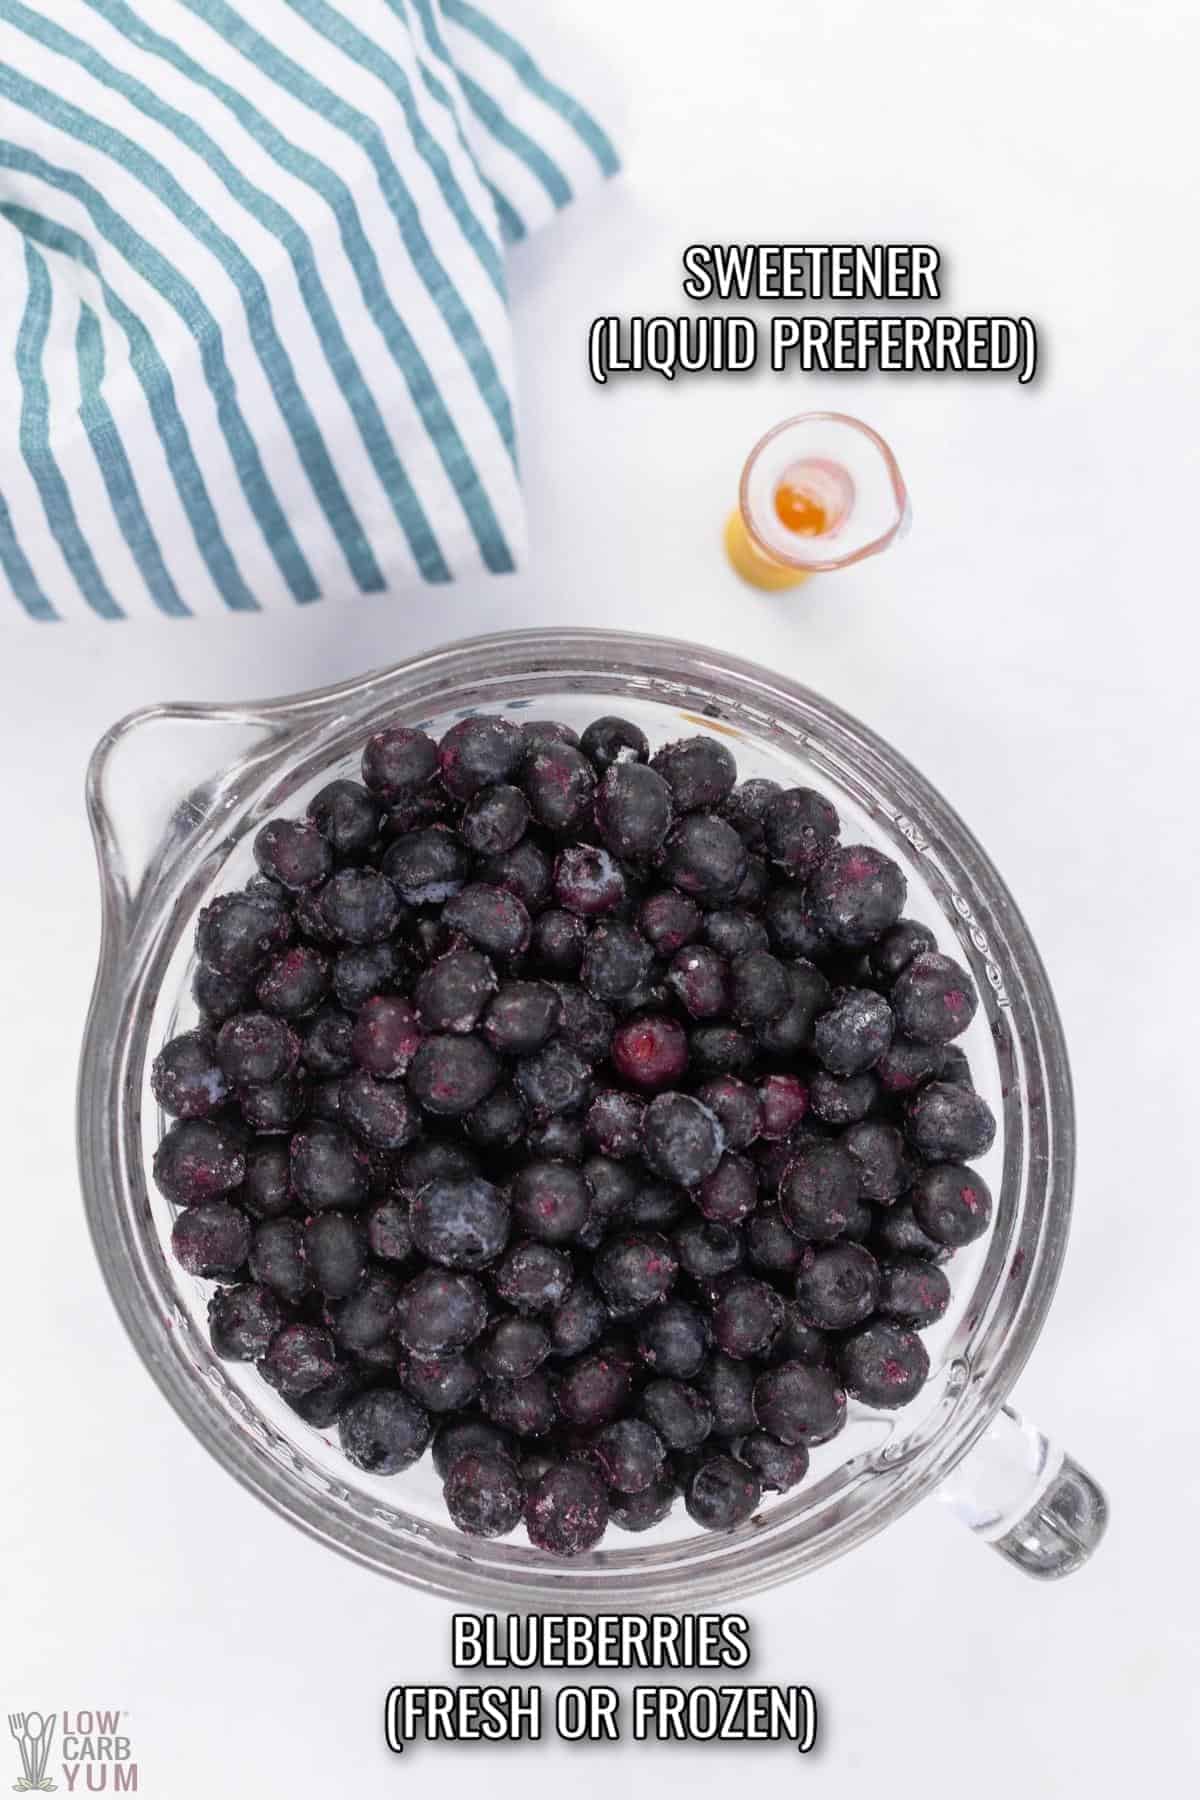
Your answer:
[307,778,380,859]
[153,1117,246,1205]
[651,736,736,813]
[674,1218,743,1283]
[869,918,938,984]
[339,1072,419,1150]
[695,1077,762,1149]
[338,1386,431,1473]
[753,1361,846,1446]
[794,1242,881,1329]
[595,761,673,858]
[662,814,748,903]
[411,1174,510,1269]
[593,1418,665,1493]
[876,1036,945,1094]
[432,1416,517,1480]
[553,844,626,917]
[196,890,292,980]
[415,947,497,1034]
[625,1180,687,1231]
[193,962,252,1026]
[461,783,529,856]
[478,1314,552,1380]
[520,720,580,752]
[260,1322,337,1397]
[398,1350,481,1413]
[522,742,597,834]
[610,1014,688,1090]
[526,1114,586,1162]
[871,1199,952,1263]
[382,825,470,906]
[938,1044,974,1089]
[756,1073,809,1140]
[809,846,907,948]
[445,1450,525,1537]
[253,818,332,892]
[480,1371,559,1436]
[755,962,831,1057]
[760,787,840,877]
[303,1211,367,1298]
[745,1205,806,1277]
[329,1268,403,1354]
[558,1353,631,1427]
[763,887,831,961]
[409,1033,501,1118]
[693,1153,756,1228]
[531,907,588,973]
[585,1089,644,1159]
[641,1377,713,1452]
[362,725,439,798]
[877,1256,952,1326]
[515,1041,593,1118]
[720,778,781,849]
[320,867,401,944]
[641,1093,725,1187]
[216,1012,299,1087]
[351,995,423,1079]
[637,891,701,957]
[255,944,330,1019]
[286,1361,364,1429]
[666,945,730,1019]
[905,1081,996,1161]
[480,840,553,912]
[465,1081,528,1150]
[494,1241,574,1315]
[526,1464,609,1555]
[712,1278,784,1359]
[637,1300,709,1378]
[366,1196,413,1263]
[695,1352,758,1438]
[813,988,894,1075]
[552,985,615,1064]
[686,1454,761,1530]
[595,1233,678,1311]
[580,715,650,771]
[511,1161,591,1244]
[393,1268,488,1354]
[911,1163,992,1246]
[581,921,654,1003]
[610,1474,678,1531]
[843,1120,911,1202]
[170,1201,250,1279]
[839,1322,930,1409]
[549,1280,608,1357]
[382,784,451,838]
[688,1024,753,1075]
[772,1305,833,1366]
[240,1142,293,1220]
[248,1217,309,1303]
[332,941,403,1012]
[396,1138,479,1198]
[309,1077,346,1122]
[778,1140,859,1242]
[438,715,524,800]
[289,1123,369,1210]
[704,910,769,959]
[736,1431,809,1492]
[151,1030,229,1120]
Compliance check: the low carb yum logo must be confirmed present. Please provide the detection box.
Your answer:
[7,1713,137,1794]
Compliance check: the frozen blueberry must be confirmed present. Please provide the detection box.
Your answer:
[699,912,763,964]
[839,1322,930,1409]
[651,736,736,813]
[625,1180,687,1231]
[877,1256,952,1326]
[481,1371,557,1438]
[794,1242,881,1330]
[239,1142,292,1220]
[307,778,380,860]
[520,719,580,753]
[171,1201,250,1278]
[393,1268,488,1354]
[362,725,438,799]
[761,787,840,877]
[581,921,654,1003]
[580,715,649,771]
[410,1175,509,1270]
[753,1361,847,1446]
[938,1044,974,1089]
[329,1268,403,1354]
[332,941,403,1012]
[553,844,626,917]
[515,1041,593,1118]
[382,825,470,906]
[207,1282,285,1361]
[193,962,252,1026]
[253,818,332,893]
[216,1012,299,1086]
[465,1082,527,1151]
[686,1454,761,1530]
[531,907,588,974]
[522,742,597,834]
[772,1305,833,1366]
[585,1090,644,1159]
[319,868,401,945]
[594,761,673,858]
[256,1325,337,1401]
[813,988,894,1075]
[303,1211,367,1298]
[636,1300,709,1378]
[610,1014,689,1090]
[641,1377,713,1452]
[592,1418,665,1493]
[443,883,532,961]
[869,918,938,984]
[432,1416,517,1480]
[547,986,612,1066]
[905,1081,996,1161]
[696,1352,758,1438]
[494,1241,574,1315]
[637,890,701,956]
[415,947,497,1034]
[396,1139,479,1198]
[843,1120,911,1202]
[558,1352,631,1427]
[445,1450,525,1537]
[154,1117,246,1205]
[662,814,747,903]
[610,1474,678,1532]
[196,890,292,981]
[876,1036,946,1094]
[666,945,730,1019]
[508,1161,589,1245]
[366,1196,413,1263]
[745,1205,806,1277]
[151,1029,229,1120]
[338,1386,431,1473]
[289,1122,368,1210]
[526,1463,609,1555]
[339,1072,419,1150]
[549,1280,608,1357]
[478,1314,552,1380]
[696,1152,758,1225]
[688,1024,753,1075]
[674,1218,743,1283]
[736,1432,809,1493]
[398,1350,481,1413]
[595,1232,678,1311]
[692,1077,760,1151]
[763,888,831,961]
[255,944,330,1019]
[720,778,781,849]
[248,1217,309,1303]
[712,1278,784,1360]
[778,1140,859,1242]
[640,1092,725,1187]
[438,715,524,800]
[809,846,907,948]
[757,1073,810,1141]
[409,1033,501,1118]
[461,784,529,857]
[351,995,423,1079]
[526,1114,586,1162]
[911,1163,992,1246]
[871,1199,951,1263]
[480,840,553,912]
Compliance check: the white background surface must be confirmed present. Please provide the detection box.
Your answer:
[3,0,1199,1793]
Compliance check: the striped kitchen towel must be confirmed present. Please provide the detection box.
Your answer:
[0,0,617,621]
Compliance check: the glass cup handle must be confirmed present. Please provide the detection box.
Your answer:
[936,1405,1109,1579]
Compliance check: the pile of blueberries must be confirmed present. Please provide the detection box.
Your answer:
[152,711,995,1556]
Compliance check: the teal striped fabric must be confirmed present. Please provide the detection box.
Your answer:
[0,0,616,621]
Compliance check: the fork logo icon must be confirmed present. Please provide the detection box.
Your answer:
[7,1714,56,1793]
